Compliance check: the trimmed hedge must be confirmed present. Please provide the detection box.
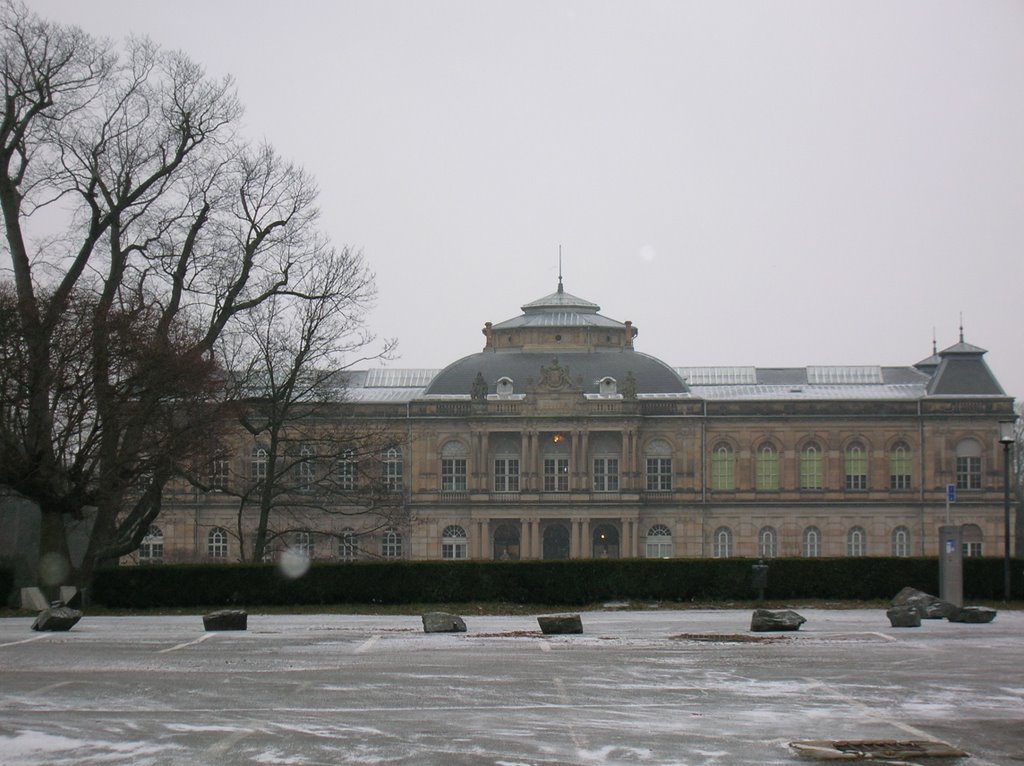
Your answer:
[90,556,1024,609]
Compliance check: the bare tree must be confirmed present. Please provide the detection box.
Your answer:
[0,2,373,584]
[186,246,405,563]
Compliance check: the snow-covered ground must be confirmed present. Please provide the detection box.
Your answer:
[1,609,1021,765]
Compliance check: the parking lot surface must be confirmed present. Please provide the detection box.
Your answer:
[1,608,1021,765]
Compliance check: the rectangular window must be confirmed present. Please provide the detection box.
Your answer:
[441,458,467,492]
[592,457,619,492]
[646,458,672,491]
[963,542,983,557]
[845,447,868,490]
[955,457,981,490]
[494,458,520,492]
[442,541,468,559]
[543,457,569,492]
[890,447,912,489]
[800,450,823,490]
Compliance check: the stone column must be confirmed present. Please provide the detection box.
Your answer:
[532,520,541,560]
[580,518,591,559]
[570,518,580,558]
[521,519,530,559]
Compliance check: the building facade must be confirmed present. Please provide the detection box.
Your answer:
[142,282,1016,564]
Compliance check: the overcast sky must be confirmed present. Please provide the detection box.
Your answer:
[29,1,1024,399]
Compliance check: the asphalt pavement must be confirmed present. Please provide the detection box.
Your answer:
[1,608,1021,765]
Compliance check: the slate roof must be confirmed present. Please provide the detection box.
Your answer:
[423,350,689,397]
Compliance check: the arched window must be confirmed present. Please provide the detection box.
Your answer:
[338,528,358,561]
[755,444,779,491]
[209,458,229,490]
[208,527,228,559]
[645,524,672,558]
[139,525,164,563]
[441,441,468,492]
[441,524,468,559]
[711,443,735,491]
[251,445,268,482]
[645,439,673,492]
[758,526,778,558]
[337,448,357,491]
[891,526,911,557]
[298,445,316,491]
[890,442,912,489]
[800,442,823,490]
[382,447,403,491]
[955,439,982,490]
[962,523,983,557]
[844,442,868,490]
[802,526,821,558]
[381,527,403,559]
[294,530,314,558]
[847,526,867,557]
[713,526,733,558]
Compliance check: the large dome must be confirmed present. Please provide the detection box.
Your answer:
[423,349,688,396]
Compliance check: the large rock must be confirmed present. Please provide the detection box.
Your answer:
[750,609,805,632]
[891,587,956,619]
[421,612,467,633]
[202,609,247,631]
[886,605,922,628]
[538,614,583,634]
[947,606,997,624]
[31,606,82,631]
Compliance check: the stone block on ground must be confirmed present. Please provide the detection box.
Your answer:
[886,605,921,628]
[947,606,996,624]
[750,608,806,632]
[891,587,956,619]
[537,614,583,634]
[20,587,48,611]
[202,609,248,631]
[31,606,82,631]
[421,612,467,633]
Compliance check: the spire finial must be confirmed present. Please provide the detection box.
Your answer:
[932,326,937,355]
[959,313,964,343]
[557,245,563,293]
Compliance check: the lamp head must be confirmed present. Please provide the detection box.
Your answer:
[998,419,1016,444]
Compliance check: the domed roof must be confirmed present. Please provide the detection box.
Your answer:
[423,350,689,397]
[490,279,626,331]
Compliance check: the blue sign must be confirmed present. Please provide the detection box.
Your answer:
[946,484,956,502]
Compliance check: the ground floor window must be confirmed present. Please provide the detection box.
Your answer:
[208,527,228,559]
[847,526,867,557]
[441,524,468,559]
[891,526,911,557]
[645,524,672,558]
[338,529,358,561]
[713,526,733,558]
[802,526,821,558]
[382,527,403,559]
[962,524,983,557]
[140,525,164,563]
[758,526,777,558]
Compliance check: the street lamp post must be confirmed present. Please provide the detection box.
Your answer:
[998,420,1015,602]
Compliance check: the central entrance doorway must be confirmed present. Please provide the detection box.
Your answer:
[592,524,620,558]
[542,523,570,560]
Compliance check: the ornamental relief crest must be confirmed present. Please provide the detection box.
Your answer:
[536,358,581,392]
